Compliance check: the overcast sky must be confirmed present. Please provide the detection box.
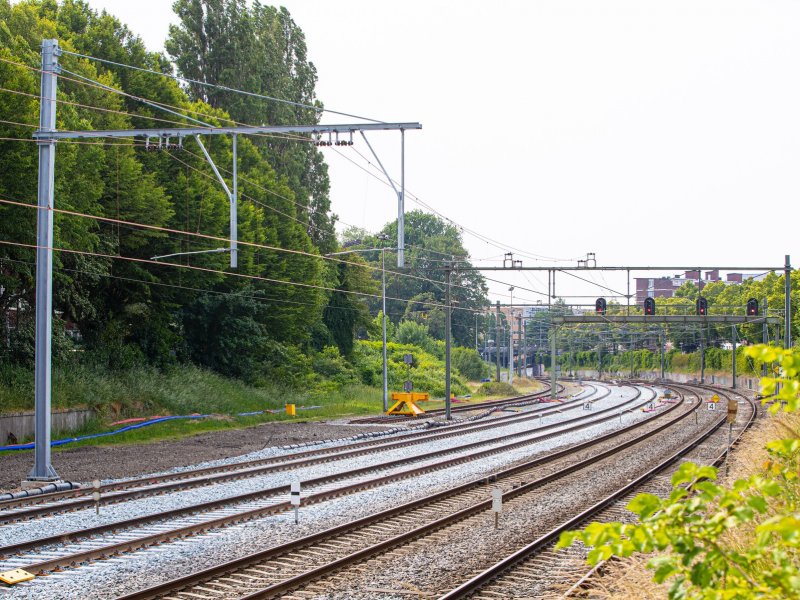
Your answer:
[82,0,799,306]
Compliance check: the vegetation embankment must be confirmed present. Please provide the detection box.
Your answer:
[0,1,502,448]
[559,345,800,599]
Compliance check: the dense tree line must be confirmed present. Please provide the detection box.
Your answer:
[0,0,490,389]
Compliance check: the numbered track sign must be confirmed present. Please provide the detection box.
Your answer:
[707,402,716,411]
[727,400,738,423]
[491,488,503,512]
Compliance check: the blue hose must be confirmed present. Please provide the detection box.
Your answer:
[0,406,323,452]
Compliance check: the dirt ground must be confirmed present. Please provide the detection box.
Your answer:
[0,420,388,492]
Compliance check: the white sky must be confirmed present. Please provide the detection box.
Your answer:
[82,0,799,306]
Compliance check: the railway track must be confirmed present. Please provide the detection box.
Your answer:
[0,384,648,578]
[348,380,565,424]
[93,384,698,600]
[0,383,571,517]
[436,384,756,600]
[0,383,587,522]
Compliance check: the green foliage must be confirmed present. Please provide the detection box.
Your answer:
[352,341,468,398]
[451,346,490,381]
[558,344,800,599]
[395,320,435,352]
[476,381,518,397]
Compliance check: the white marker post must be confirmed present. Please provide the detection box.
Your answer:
[491,488,503,530]
[92,479,101,515]
[290,480,301,524]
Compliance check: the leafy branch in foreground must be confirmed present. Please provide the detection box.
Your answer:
[556,344,800,600]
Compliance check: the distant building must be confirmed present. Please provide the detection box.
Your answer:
[635,270,766,303]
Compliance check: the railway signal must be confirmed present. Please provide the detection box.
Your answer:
[696,297,708,316]
[747,298,759,316]
[595,298,607,315]
[644,297,656,315]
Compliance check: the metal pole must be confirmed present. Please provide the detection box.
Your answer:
[550,324,557,399]
[762,296,768,377]
[627,269,630,316]
[598,341,603,379]
[660,330,665,380]
[785,255,791,348]
[731,325,737,390]
[630,333,634,379]
[522,317,528,377]
[508,288,514,387]
[398,129,405,268]
[31,39,60,482]
[547,270,551,309]
[230,133,238,268]
[445,262,452,420]
[700,330,706,384]
[475,313,478,351]
[381,248,388,412]
[517,314,523,377]
[495,300,501,382]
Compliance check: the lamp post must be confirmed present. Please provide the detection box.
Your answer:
[327,235,390,412]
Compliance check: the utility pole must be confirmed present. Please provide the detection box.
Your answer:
[598,341,603,379]
[550,324,557,399]
[508,287,514,386]
[629,332,634,379]
[785,255,792,348]
[517,313,524,377]
[495,300,501,382]
[30,39,60,482]
[475,312,478,352]
[522,317,527,377]
[700,328,706,384]
[381,244,388,412]
[444,261,452,420]
[762,297,768,377]
[731,325,737,390]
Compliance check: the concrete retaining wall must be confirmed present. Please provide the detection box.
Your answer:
[574,369,761,391]
[1,409,94,444]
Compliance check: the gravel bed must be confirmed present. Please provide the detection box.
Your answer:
[315,406,720,599]
[0,386,639,549]
[0,421,395,493]
[0,386,664,599]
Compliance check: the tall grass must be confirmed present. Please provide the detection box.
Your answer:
[0,362,384,447]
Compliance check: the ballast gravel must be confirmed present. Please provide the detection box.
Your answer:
[2,385,681,600]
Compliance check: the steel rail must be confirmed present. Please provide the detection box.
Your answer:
[0,386,644,563]
[116,385,695,600]
[438,385,756,600]
[559,383,759,599]
[0,386,562,512]
[0,385,592,523]
[348,381,564,424]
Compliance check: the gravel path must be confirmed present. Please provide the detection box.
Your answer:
[0,420,391,493]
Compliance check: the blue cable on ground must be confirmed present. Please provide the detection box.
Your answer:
[0,406,322,452]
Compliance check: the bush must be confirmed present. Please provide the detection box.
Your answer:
[452,347,490,381]
[476,381,518,397]
[352,340,469,397]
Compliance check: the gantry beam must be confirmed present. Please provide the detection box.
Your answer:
[32,122,422,140]
[552,315,781,325]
